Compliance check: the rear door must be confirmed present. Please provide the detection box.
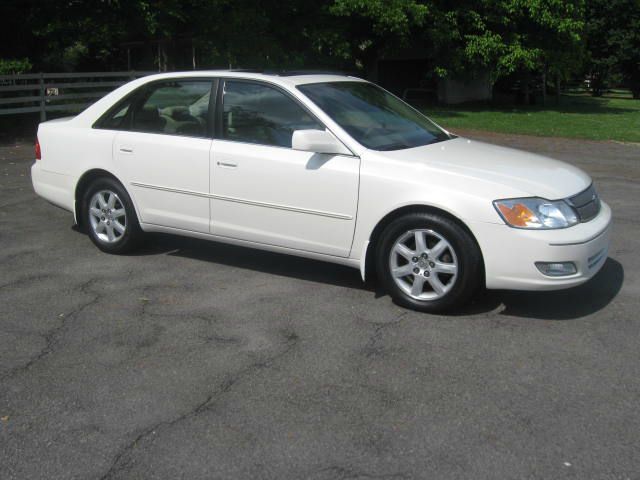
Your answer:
[210,79,360,257]
[113,79,215,233]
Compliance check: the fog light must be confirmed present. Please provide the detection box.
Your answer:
[535,262,577,277]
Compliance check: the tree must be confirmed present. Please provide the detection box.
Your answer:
[0,58,32,75]
[586,0,640,98]
[7,0,638,104]
[428,0,585,104]
[325,0,429,74]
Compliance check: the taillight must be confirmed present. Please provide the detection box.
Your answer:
[35,137,41,160]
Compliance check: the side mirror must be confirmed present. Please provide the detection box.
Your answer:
[292,129,352,156]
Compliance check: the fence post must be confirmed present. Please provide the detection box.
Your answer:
[38,72,46,122]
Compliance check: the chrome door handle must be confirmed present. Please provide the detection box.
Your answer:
[217,161,237,168]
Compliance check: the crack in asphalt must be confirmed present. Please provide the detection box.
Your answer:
[98,328,300,480]
[0,273,54,291]
[362,312,409,359]
[0,278,100,381]
[312,465,411,479]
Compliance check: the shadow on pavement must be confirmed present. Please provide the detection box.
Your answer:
[461,257,624,320]
[137,233,366,290]
[125,233,624,321]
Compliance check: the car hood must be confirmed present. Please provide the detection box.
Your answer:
[379,137,592,200]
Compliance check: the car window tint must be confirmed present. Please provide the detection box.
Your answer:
[130,81,211,137]
[99,98,134,130]
[298,82,450,151]
[222,81,320,148]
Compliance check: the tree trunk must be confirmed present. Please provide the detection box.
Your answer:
[157,41,168,72]
[541,69,547,106]
[555,75,561,105]
[523,71,531,105]
[591,72,604,97]
[631,75,640,99]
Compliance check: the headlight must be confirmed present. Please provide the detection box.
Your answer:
[493,198,578,229]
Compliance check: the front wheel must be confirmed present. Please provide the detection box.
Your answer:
[82,177,142,254]
[376,212,482,313]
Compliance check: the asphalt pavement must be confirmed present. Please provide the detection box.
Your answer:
[1,131,638,479]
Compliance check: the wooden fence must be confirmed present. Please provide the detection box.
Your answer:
[0,71,155,121]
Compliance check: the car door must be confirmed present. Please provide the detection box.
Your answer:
[113,79,214,233]
[210,79,360,257]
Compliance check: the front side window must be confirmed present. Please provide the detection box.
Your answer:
[298,81,450,151]
[129,80,212,137]
[222,81,321,148]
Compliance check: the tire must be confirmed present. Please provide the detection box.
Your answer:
[375,212,482,313]
[81,177,143,254]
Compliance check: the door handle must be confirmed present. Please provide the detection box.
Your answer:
[119,147,134,154]
[217,161,237,168]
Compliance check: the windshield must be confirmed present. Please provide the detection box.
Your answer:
[297,81,451,151]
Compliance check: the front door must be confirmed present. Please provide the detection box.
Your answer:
[210,80,360,257]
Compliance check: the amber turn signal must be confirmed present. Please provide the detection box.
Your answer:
[496,202,537,228]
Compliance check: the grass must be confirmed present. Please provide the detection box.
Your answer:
[421,90,640,143]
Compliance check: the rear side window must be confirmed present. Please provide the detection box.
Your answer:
[98,98,135,130]
[130,80,212,137]
[222,81,321,148]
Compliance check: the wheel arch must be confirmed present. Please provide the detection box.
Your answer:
[361,204,485,283]
[74,169,136,227]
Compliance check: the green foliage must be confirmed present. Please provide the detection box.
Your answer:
[0,0,637,103]
[0,58,32,75]
[329,0,429,35]
[61,42,89,72]
[585,0,640,98]
[314,0,431,74]
[430,0,585,82]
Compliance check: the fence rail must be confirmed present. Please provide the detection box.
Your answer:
[0,71,155,121]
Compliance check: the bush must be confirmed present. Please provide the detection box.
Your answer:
[0,58,32,75]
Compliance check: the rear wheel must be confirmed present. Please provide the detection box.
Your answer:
[376,212,482,313]
[82,177,142,254]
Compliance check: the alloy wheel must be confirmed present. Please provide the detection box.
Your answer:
[388,229,458,300]
[88,190,127,244]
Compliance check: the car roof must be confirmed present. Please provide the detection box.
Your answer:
[136,70,367,87]
[72,70,368,128]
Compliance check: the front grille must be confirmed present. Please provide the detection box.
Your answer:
[567,184,601,222]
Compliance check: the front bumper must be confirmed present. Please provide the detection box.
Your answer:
[470,201,612,291]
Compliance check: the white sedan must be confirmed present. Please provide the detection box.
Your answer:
[32,71,611,312]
